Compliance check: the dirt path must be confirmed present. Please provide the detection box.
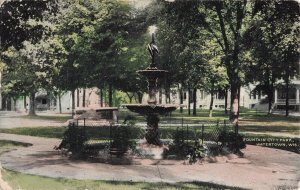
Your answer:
[0,133,299,190]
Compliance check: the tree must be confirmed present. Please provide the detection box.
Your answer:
[0,0,57,50]
[245,1,299,116]
[155,1,208,115]
[56,0,144,107]
[2,35,66,115]
[198,38,229,117]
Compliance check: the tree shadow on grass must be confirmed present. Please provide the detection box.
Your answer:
[105,180,248,190]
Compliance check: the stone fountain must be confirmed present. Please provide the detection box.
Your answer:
[125,32,177,146]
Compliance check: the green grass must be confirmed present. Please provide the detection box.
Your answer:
[2,169,245,190]
[0,127,67,139]
[239,125,299,134]
[120,108,300,123]
[240,112,300,122]
[20,115,72,122]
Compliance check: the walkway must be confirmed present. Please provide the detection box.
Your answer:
[0,111,64,129]
[0,133,299,190]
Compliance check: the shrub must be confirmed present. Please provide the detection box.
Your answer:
[57,123,87,157]
[110,125,137,157]
[165,128,206,162]
[218,131,246,152]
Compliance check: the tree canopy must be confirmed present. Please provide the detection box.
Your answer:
[0,0,299,117]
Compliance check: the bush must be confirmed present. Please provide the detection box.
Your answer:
[110,125,131,152]
[165,128,206,163]
[57,123,87,157]
[218,130,246,152]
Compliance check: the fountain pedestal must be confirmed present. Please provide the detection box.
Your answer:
[145,113,160,145]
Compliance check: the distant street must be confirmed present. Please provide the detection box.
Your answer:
[0,111,65,129]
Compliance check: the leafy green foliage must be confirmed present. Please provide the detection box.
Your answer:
[218,130,246,152]
[110,125,133,154]
[58,123,87,157]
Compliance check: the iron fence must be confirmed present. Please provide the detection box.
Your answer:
[66,118,238,148]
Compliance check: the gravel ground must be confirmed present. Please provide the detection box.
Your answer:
[0,133,299,190]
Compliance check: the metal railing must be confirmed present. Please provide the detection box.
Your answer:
[276,99,297,105]
[67,118,238,150]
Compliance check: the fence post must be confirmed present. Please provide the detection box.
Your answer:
[201,124,204,144]
[186,125,189,143]
[83,118,86,139]
[235,121,238,135]
[109,124,112,146]
[235,121,239,152]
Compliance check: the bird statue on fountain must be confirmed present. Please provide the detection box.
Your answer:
[147,33,159,69]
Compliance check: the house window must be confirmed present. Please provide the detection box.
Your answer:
[200,91,205,99]
[42,99,47,104]
[278,87,296,99]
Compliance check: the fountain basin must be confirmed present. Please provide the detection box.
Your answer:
[138,68,168,79]
[125,104,177,115]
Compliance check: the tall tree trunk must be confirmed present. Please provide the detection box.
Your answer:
[159,88,162,104]
[58,93,62,114]
[24,95,27,112]
[6,98,10,111]
[108,84,113,107]
[82,88,86,107]
[137,92,143,103]
[71,90,75,117]
[238,86,241,118]
[76,89,80,108]
[224,88,228,114]
[167,88,171,104]
[2,97,7,111]
[179,85,183,113]
[285,77,289,117]
[188,88,191,115]
[209,91,214,117]
[165,84,171,104]
[230,85,239,122]
[100,88,103,107]
[193,88,197,116]
[29,92,36,116]
[267,84,274,115]
[13,98,17,111]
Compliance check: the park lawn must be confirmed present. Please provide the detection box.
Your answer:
[20,115,72,122]
[239,124,299,134]
[2,169,244,190]
[0,127,67,139]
